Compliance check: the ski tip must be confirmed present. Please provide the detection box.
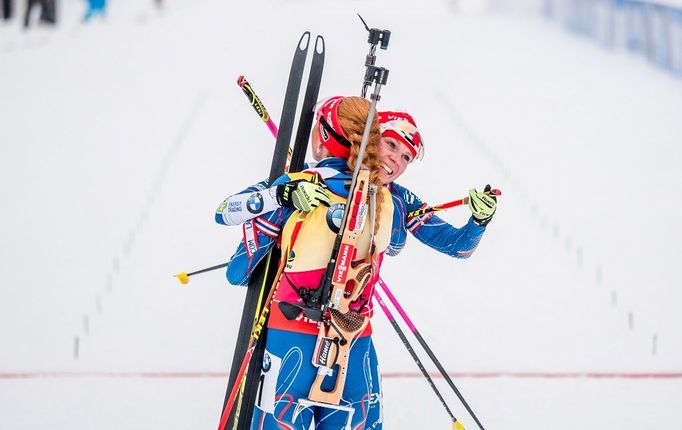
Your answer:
[174,272,190,285]
[315,34,325,54]
[237,75,245,86]
[491,188,502,196]
[453,420,465,430]
[298,31,311,50]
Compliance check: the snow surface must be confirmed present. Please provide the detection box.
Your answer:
[1,0,681,429]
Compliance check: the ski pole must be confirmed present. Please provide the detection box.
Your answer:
[237,76,279,139]
[373,288,464,430]
[406,189,502,220]
[377,278,486,430]
[174,262,228,285]
[237,75,297,171]
[172,76,288,287]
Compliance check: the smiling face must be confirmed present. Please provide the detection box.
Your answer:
[377,136,414,184]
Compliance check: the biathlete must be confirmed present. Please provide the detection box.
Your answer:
[218,96,392,429]
[216,99,497,429]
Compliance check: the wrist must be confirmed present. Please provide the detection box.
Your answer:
[275,184,289,207]
[273,184,283,206]
[472,215,492,227]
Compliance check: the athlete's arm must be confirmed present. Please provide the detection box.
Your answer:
[388,182,486,259]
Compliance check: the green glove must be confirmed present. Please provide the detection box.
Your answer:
[468,184,497,226]
[276,178,331,212]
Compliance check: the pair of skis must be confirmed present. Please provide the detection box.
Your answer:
[218,32,324,430]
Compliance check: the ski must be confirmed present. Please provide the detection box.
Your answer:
[290,35,325,172]
[220,31,325,430]
[234,33,325,429]
[221,32,308,430]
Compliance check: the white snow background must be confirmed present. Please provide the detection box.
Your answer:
[1,0,681,428]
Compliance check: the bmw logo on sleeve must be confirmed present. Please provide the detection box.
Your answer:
[262,352,272,372]
[246,193,264,214]
[325,203,345,233]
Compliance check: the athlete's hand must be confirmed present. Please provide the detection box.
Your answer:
[276,178,331,212]
[468,184,497,226]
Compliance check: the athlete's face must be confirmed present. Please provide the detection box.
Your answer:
[377,136,414,184]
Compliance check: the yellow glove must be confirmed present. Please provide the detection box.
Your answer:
[276,178,331,212]
[468,184,497,226]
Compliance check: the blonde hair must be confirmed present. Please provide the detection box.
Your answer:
[337,96,384,234]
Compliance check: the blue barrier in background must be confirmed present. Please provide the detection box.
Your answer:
[543,0,682,77]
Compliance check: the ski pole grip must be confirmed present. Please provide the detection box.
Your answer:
[237,76,270,123]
